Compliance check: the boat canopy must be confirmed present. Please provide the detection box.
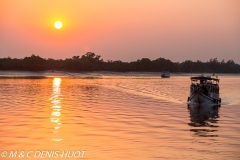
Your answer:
[190,76,219,82]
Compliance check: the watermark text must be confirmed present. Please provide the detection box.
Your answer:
[1,150,86,158]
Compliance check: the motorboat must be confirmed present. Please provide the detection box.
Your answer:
[187,74,221,105]
[161,71,170,78]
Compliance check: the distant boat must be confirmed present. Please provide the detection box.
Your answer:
[187,74,221,105]
[161,71,170,78]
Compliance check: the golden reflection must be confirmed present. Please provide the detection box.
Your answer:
[50,78,63,141]
[53,77,62,86]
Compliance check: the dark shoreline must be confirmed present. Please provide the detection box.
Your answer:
[1,70,240,75]
[1,53,240,73]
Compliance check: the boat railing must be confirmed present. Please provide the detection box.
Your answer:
[190,82,219,94]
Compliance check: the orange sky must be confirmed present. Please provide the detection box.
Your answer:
[0,0,240,63]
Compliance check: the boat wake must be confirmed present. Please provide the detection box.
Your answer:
[102,84,184,104]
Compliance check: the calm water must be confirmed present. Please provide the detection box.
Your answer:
[0,71,240,160]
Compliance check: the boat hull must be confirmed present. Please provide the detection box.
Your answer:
[161,75,170,78]
[188,92,220,105]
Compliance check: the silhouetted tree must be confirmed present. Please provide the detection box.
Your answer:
[0,54,240,73]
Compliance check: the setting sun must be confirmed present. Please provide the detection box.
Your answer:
[54,21,62,29]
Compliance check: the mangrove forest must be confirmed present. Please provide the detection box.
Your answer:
[0,52,239,73]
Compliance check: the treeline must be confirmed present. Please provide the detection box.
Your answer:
[0,52,240,73]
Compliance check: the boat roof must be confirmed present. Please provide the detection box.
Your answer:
[191,76,219,81]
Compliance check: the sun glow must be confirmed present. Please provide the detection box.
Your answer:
[54,21,62,29]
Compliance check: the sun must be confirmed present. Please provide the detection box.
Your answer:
[54,21,62,29]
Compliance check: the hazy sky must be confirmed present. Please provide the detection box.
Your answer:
[0,0,240,63]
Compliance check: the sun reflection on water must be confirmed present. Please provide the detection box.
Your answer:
[50,78,63,142]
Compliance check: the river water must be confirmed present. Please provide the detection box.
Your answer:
[0,71,239,160]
